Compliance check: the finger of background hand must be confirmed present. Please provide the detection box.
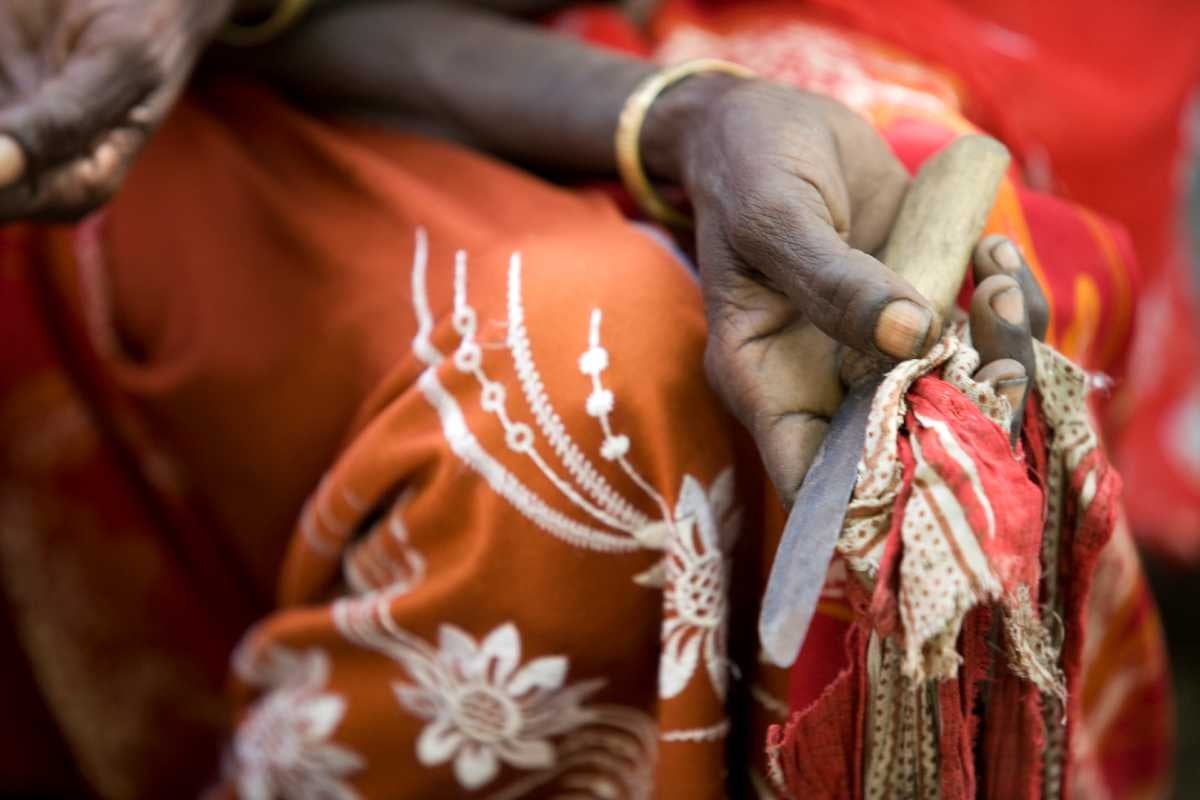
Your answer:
[0,126,142,220]
[731,183,940,361]
[971,273,1036,435]
[0,135,24,188]
[0,44,154,190]
[971,273,1034,371]
[973,234,1049,340]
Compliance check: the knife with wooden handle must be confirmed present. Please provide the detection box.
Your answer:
[759,134,1011,668]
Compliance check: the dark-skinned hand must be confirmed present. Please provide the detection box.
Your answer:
[0,0,236,220]
[649,77,1048,503]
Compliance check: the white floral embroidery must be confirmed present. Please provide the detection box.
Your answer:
[659,469,740,700]
[334,594,656,796]
[485,704,656,800]
[578,308,672,521]
[230,645,363,800]
[406,229,743,711]
[409,230,641,553]
[403,623,603,790]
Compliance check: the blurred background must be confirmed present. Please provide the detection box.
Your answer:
[1150,106,1200,797]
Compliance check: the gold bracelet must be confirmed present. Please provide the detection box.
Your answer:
[615,58,755,228]
[220,0,313,47]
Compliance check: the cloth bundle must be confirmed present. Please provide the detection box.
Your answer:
[766,327,1118,799]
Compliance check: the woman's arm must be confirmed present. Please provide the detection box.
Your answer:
[242,2,671,177]
[0,0,241,218]
[241,1,942,500]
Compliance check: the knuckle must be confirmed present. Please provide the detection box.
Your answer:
[821,262,883,341]
[728,189,790,258]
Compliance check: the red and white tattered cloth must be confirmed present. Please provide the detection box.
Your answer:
[766,326,1117,799]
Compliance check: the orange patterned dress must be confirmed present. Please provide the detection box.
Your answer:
[0,8,1175,799]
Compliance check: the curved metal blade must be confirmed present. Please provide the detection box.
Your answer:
[758,377,880,668]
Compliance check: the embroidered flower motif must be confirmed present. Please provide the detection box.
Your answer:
[659,469,740,700]
[231,646,363,800]
[394,622,604,791]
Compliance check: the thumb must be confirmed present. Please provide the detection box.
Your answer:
[744,183,939,360]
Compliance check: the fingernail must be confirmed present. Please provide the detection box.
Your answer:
[991,239,1022,273]
[995,376,1028,411]
[0,135,26,188]
[876,299,932,359]
[991,286,1025,326]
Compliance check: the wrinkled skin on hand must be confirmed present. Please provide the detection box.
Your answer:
[0,0,234,220]
[664,78,1047,504]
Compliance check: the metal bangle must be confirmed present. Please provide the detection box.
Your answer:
[614,58,755,228]
[220,0,313,47]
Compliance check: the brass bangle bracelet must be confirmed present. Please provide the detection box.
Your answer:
[615,58,755,228]
[220,0,313,47]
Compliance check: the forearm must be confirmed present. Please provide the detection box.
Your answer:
[238,0,727,180]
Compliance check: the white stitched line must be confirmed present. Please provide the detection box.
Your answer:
[342,488,368,513]
[407,229,647,552]
[583,310,673,523]
[299,475,345,558]
[416,369,638,552]
[343,497,428,596]
[411,227,444,366]
[301,508,340,558]
[506,254,651,531]
[316,500,351,537]
[453,251,639,534]
[660,719,730,742]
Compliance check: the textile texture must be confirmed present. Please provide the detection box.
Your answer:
[0,10,1174,799]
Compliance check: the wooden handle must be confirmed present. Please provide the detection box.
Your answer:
[880,134,1011,318]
